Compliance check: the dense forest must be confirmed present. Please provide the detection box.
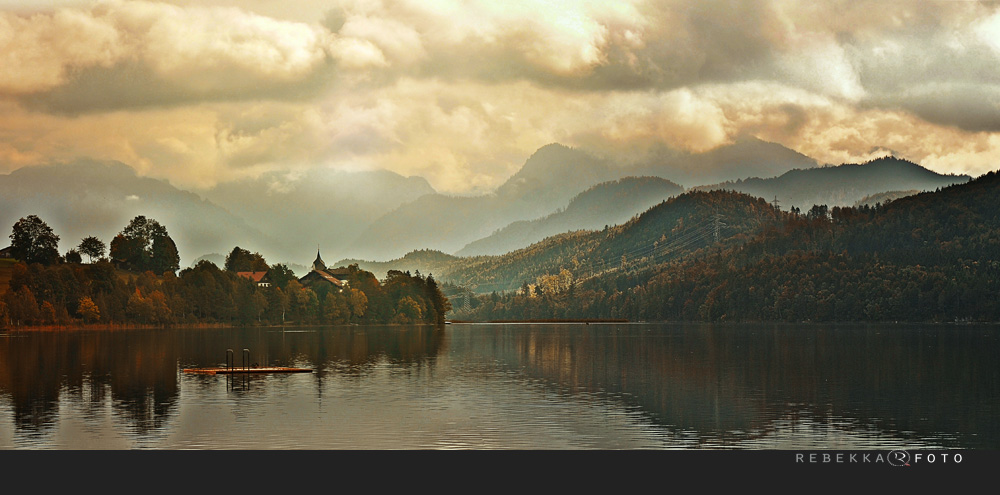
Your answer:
[0,216,450,328]
[455,170,1000,323]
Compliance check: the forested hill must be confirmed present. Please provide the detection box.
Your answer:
[457,170,1000,323]
[457,176,684,256]
[694,157,970,211]
[853,190,920,207]
[440,189,779,293]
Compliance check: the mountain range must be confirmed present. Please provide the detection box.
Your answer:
[0,139,971,271]
[453,167,1000,323]
[347,137,820,260]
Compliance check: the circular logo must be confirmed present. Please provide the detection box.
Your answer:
[888,450,911,467]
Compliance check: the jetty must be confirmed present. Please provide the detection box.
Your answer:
[183,348,313,375]
[183,366,312,375]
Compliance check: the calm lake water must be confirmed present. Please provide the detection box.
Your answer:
[0,323,997,450]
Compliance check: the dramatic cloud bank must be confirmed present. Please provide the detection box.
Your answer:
[1,0,998,192]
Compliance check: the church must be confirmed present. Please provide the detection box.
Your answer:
[298,249,351,291]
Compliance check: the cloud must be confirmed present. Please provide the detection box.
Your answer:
[2,0,1000,195]
[3,1,339,112]
[0,7,123,94]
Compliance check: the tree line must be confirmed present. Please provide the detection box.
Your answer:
[1,215,450,327]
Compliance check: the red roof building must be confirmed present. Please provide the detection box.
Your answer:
[298,249,350,291]
[237,271,271,287]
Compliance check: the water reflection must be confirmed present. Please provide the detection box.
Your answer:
[447,323,1000,448]
[0,325,446,447]
[0,331,179,439]
[0,323,996,449]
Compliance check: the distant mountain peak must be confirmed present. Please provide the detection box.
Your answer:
[10,158,138,178]
[862,156,921,168]
[517,143,590,172]
[486,143,614,209]
[531,142,573,155]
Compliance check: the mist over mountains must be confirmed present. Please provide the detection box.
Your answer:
[693,157,971,210]
[456,176,683,257]
[202,167,436,262]
[0,139,971,271]
[0,160,268,268]
[625,136,822,187]
[348,137,819,260]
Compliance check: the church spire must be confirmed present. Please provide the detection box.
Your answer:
[313,247,327,271]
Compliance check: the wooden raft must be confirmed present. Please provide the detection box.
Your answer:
[183,366,312,375]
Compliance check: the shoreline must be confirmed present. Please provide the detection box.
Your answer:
[0,321,451,332]
[4,319,996,333]
[0,322,237,332]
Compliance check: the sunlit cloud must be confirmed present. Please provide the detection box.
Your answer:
[0,0,999,193]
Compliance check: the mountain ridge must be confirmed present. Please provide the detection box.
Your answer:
[693,156,970,210]
[456,176,684,256]
[349,138,818,260]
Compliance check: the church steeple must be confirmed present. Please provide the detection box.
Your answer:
[312,247,327,271]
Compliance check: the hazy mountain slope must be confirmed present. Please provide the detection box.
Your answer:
[0,159,272,268]
[203,168,436,264]
[693,157,970,210]
[853,190,920,207]
[191,253,226,268]
[335,249,460,280]
[351,139,813,261]
[493,143,621,212]
[457,176,684,256]
[348,144,620,260]
[630,136,820,187]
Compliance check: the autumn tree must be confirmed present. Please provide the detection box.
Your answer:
[348,288,368,322]
[9,215,60,265]
[323,292,349,324]
[3,286,39,325]
[393,296,422,323]
[78,296,100,323]
[38,301,57,324]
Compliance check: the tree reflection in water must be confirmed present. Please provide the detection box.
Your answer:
[0,323,996,449]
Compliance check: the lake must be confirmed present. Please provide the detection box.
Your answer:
[0,323,997,449]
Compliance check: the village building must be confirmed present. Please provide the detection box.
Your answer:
[236,271,271,287]
[0,246,13,259]
[298,249,350,291]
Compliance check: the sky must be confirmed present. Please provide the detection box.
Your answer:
[1,0,999,194]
